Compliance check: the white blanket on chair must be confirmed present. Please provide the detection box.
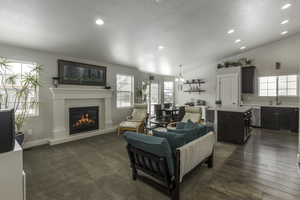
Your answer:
[178,131,215,182]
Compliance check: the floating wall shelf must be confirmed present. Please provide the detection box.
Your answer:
[183,79,206,93]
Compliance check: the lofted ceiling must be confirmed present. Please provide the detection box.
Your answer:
[0,0,299,75]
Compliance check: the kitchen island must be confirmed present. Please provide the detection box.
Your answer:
[208,106,252,144]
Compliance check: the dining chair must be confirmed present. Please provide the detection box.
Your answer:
[164,103,172,109]
[176,106,185,121]
[154,104,163,119]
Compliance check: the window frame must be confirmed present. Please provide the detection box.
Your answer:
[116,74,134,108]
[0,59,40,117]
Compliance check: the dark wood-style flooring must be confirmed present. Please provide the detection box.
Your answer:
[24,129,300,200]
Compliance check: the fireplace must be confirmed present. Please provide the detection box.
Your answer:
[69,106,99,135]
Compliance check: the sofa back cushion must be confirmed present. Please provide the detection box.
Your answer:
[124,131,175,176]
[168,128,196,143]
[184,119,196,129]
[169,122,210,143]
[152,130,186,155]
[176,122,185,129]
[195,124,209,137]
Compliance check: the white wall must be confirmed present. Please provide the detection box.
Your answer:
[0,43,172,144]
[177,33,300,106]
[175,62,217,106]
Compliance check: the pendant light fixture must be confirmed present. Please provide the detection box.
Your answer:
[175,64,185,91]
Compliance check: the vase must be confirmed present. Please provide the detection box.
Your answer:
[16,132,25,146]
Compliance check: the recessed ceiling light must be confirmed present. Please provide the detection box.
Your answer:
[235,39,241,43]
[227,29,235,34]
[95,18,104,26]
[158,45,165,50]
[240,46,246,50]
[281,3,291,10]
[281,31,288,35]
[280,19,289,25]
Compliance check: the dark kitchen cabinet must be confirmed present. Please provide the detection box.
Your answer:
[261,107,280,130]
[261,107,299,132]
[280,108,292,130]
[290,108,299,132]
[242,66,255,94]
[218,110,251,144]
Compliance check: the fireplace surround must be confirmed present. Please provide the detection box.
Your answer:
[49,87,115,145]
[69,106,99,135]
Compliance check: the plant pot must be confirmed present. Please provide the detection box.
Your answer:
[16,132,25,146]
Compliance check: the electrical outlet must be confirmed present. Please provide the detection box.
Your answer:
[27,129,33,135]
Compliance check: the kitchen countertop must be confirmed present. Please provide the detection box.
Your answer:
[241,103,299,108]
[208,106,252,113]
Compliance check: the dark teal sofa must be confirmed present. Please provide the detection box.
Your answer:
[124,121,215,200]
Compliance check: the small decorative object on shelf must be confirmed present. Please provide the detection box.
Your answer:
[197,99,206,106]
[217,58,254,69]
[215,100,222,107]
[217,64,224,69]
[52,77,60,88]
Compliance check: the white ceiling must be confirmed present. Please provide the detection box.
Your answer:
[0,0,299,75]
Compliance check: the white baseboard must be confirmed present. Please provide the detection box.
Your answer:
[48,125,118,146]
[23,139,49,149]
[22,126,118,148]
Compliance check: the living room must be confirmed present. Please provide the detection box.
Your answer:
[0,1,300,200]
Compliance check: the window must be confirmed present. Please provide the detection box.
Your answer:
[151,83,159,105]
[150,83,159,115]
[278,75,297,96]
[259,76,277,97]
[259,75,297,97]
[116,74,134,108]
[164,81,174,103]
[0,60,39,116]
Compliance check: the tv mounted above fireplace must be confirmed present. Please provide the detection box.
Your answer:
[58,59,107,86]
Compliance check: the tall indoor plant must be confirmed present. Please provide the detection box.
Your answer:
[0,57,42,145]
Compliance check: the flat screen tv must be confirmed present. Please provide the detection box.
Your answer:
[58,59,107,86]
[0,109,15,153]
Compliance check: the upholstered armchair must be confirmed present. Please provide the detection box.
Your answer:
[118,104,148,135]
[168,106,202,129]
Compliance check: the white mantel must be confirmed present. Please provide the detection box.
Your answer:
[50,87,113,100]
[49,87,115,145]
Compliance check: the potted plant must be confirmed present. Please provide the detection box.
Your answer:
[0,57,42,146]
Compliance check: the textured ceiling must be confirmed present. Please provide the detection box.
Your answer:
[0,0,299,75]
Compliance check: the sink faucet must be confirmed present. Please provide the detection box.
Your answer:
[275,94,282,105]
